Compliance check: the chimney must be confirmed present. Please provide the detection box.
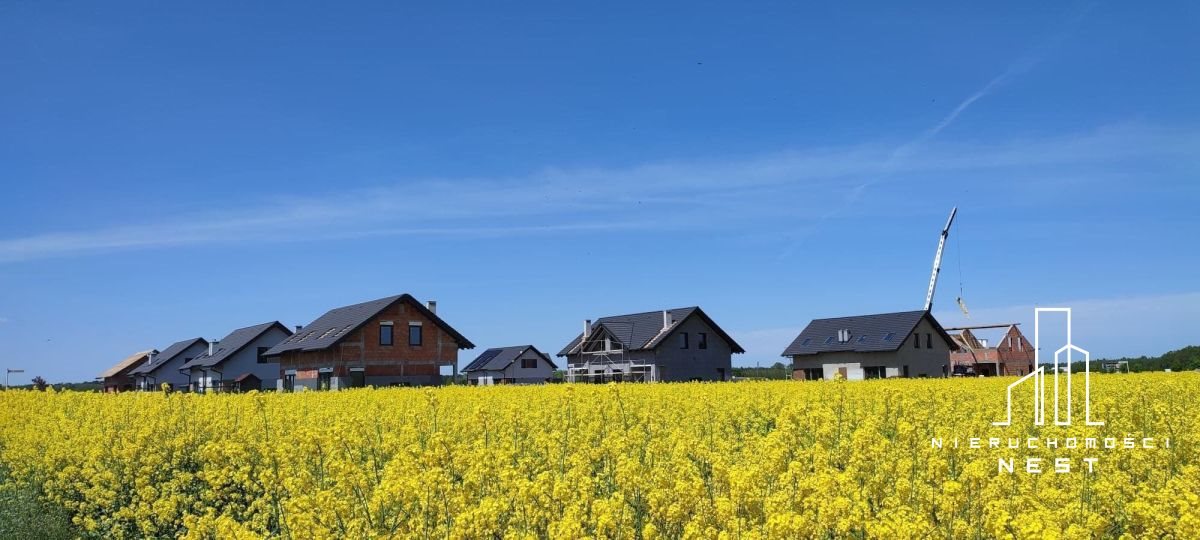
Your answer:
[426,300,437,314]
[662,310,672,330]
[295,325,303,333]
[147,350,158,366]
[208,340,219,356]
[583,319,592,340]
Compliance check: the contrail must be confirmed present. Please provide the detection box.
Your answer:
[780,4,1095,259]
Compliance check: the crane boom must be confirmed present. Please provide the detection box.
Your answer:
[923,207,957,312]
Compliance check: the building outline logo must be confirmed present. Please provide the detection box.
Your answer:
[993,307,1103,426]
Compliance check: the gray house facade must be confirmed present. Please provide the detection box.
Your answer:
[557,307,744,383]
[783,310,958,381]
[130,337,209,391]
[180,321,292,392]
[463,345,557,385]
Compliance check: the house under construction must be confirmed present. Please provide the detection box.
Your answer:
[947,324,1034,376]
[556,307,744,383]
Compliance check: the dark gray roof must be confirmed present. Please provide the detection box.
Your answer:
[181,322,291,369]
[780,310,959,357]
[557,306,745,357]
[264,294,473,356]
[463,345,556,372]
[130,337,207,375]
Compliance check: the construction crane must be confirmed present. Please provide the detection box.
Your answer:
[923,207,958,313]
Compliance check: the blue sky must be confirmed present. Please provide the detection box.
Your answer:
[1,1,1198,383]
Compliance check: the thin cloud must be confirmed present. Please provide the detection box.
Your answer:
[0,123,1194,263]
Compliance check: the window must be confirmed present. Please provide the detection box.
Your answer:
[256,347,270,364]
[825,336,835,345]
[864,366,887,379]
[379,323,394,346]
[679,332,689,349]
[883,332,895,342]
[903,365,910,378]
[408,324,423,346]
[349,370,365,388]
[283,374,295,392]
[521,356,538,369]
[914,334,920,349]
[1017,339,1024,351]
[318,371,331,391]
[803,367,823,381]
[698,332,708,350]
[926,333,933,349]
[857,335,868,343]
[801,338,811,346]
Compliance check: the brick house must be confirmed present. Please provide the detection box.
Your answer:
[947,324,1034,376]
[262,294,474,390]
[98,349,155,392]
[783,310,959,380]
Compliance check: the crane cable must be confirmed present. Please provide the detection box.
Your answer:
[955,211,969,318]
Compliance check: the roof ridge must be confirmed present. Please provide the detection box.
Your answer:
[597,306,697,320]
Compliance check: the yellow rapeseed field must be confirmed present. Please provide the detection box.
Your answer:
[0,373,1197,539]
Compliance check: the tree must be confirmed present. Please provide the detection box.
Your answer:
[30,376,48,391]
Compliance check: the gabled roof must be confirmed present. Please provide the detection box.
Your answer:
[264,294,474,356]
[181,322,291,369]
[781,310,960,357]
[463,345,557,372]
[130,337,207,376]
[100,349,155,379]
[557,306,745,357]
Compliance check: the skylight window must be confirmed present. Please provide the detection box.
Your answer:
[857,335,868,343]
[883,332,896,342]
[824,336,834,345]
[801,338,811,346]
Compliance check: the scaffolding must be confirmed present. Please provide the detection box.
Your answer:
[565,321,659,383]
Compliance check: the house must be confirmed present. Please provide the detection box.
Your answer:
[129,337,208,391]
[947,324,1034,376]
[98,349,155,392]
[262,294,474,390]
[783,310,959,380]
[233,373,261,392]
[179,321,292,393]
[462,345,557,385]
[557,307,744,382]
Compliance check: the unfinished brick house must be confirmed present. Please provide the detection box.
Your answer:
[263,294,474,390]
[947,324,1034,376]
[98,349,155,392]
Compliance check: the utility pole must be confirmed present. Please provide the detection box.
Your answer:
[5,368,25,390]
